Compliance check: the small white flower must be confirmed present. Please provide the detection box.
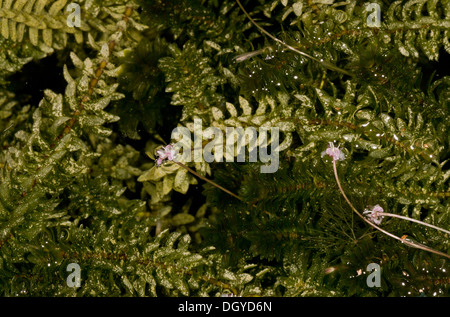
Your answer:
[321,142,345,161]
[155,144,176,166]
[363,204,384,225]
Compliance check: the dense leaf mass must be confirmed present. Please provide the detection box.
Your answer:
[0,0,448,297]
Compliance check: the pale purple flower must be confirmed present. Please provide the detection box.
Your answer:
[321,142,345,161]
[363,204,384,225]
[156,144,176,166]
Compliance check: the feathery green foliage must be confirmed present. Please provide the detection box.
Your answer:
[0,0,448,297]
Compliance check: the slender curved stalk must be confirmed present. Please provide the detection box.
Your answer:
[376,212,450,235]
[332,160,450,259]
[233,47,273,63]
[174,161,243,202]
[235,0,353,76]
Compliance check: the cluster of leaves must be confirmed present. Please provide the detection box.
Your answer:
[151,0,450,296]
[0,0,448,297]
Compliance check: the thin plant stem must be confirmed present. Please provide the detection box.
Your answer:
[376,212,450,235]
[235,0,353,76]
[332,160,450,259]
[174,161,243,202]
